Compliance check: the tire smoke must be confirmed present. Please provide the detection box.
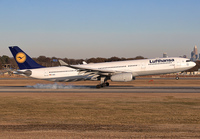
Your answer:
[27,83,90,89]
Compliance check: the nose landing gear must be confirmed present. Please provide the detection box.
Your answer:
[175,76,179,80]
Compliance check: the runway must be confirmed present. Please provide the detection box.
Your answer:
[1,86,200,93]
[1,77,200,93]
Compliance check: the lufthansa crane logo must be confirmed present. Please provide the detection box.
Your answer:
[16,52,26,63]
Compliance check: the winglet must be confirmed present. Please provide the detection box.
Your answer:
[58,60,68,66]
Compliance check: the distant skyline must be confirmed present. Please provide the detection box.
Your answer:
[0,0,200,59]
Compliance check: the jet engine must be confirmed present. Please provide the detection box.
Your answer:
[111,73,135,82]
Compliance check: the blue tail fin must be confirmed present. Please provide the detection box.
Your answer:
[9,46,44,70]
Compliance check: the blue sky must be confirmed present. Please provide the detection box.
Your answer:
[0,0,200,58]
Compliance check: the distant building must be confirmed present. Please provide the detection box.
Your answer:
[194,45,198,55]
[191,51,195,61]
[179,55,187,58]
[191,45,198,61]
[163,53,167,58]
[183,55,187,58]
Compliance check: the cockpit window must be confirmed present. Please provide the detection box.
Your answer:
[186,60,191,62]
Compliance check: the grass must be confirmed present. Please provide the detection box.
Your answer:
[0,92,200,138]
[1,78,200,138]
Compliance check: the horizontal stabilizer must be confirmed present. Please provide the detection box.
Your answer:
[13,70,32,76]
[82,61,87,64]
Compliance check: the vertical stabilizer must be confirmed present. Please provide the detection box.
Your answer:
[9,46,44,70]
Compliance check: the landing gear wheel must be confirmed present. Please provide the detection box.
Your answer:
[96,82,110,88]
[96,84,101,88]
[101,83,107,87]
[175,76,179,80]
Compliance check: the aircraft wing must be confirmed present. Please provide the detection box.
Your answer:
[58,60,120,76]
[66,64,140,80]
[69,65,117,74]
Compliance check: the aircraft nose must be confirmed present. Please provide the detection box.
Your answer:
[191,62,196,67]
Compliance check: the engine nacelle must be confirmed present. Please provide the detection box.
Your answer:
[111,73,135,82]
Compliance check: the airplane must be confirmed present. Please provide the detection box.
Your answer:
[9,46,196,88]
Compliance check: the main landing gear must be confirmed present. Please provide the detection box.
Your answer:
[96,77,109,88]
[96,82,109,88]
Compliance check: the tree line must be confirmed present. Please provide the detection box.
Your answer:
[0,55,145,69]
[0,55,199,72]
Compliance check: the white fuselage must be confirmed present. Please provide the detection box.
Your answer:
[18,57,196,82]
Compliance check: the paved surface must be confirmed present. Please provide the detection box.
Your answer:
[1,77,200,80]
[1,86,200,93]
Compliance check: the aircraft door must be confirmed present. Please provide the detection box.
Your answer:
[141,63,146,70]
[175,60,181,68]
[44,70,49,76]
